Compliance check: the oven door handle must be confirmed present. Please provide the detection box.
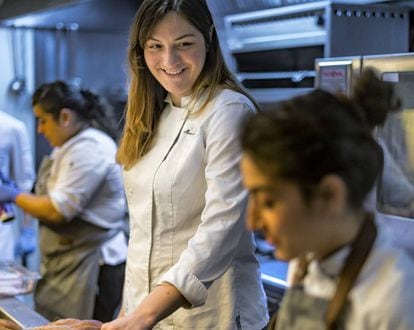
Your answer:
[237,70,316,83]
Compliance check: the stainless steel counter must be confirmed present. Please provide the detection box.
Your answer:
[0,296,48,328]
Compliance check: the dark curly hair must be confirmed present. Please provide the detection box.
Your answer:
[241,69,401,208]
[32,81,118,140]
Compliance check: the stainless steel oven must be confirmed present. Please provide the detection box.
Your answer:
[316,52,414,256]
[364,53,414,256]
[221,1,409,109]
[315,56,362,96]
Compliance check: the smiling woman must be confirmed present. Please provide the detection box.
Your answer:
[102,0,269,329]
[143,12,207,107]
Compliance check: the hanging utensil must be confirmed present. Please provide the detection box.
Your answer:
[67,23,82,88]
[55,23,65,80]
[9,26,26,95]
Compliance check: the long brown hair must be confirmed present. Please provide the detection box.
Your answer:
[117,0,256,169]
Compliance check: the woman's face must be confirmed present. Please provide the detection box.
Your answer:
[143,12,207,107]
[34,104,68,147]
[241,154,324,261]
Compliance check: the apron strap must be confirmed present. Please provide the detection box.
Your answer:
[326,213,377,330]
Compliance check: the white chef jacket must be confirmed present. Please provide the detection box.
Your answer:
[123,89,268,329]
[0,111,35,260]
[297,222,414,330]
[47,127,127,265]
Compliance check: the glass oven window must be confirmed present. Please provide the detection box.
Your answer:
[377,72,414,218]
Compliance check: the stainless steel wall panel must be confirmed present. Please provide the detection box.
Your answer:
[328,4,409,56]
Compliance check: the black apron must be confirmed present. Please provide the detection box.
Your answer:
[34,156,119,320]
[274,214,377,330]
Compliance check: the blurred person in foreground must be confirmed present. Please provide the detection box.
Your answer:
[240,69,414,329]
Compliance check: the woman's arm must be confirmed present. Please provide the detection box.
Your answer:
[102,283,188,330]
[15,193,65,225]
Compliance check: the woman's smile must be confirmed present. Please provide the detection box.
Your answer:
[144,12,207,107]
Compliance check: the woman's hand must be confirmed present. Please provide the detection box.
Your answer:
[101,313,151,330]
[0,184,21,203]
[0,319,22,330]
[32,319,103,330]
[101,283,188,330]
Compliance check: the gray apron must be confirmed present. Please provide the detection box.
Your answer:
[34,156,119,321]
[274,214,377,330]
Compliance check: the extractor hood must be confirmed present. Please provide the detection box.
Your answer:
[0,0,141,32]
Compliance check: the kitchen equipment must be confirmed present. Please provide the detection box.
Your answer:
[0,261,40,296]
[315,52,414,257]
[67,22,82,87]
[0,297,49,328]
[315,56,362,96]
[222,1,409,108]
[8,27,26,95]
[52,23,81,87]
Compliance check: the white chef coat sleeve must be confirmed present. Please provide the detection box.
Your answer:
[48,139,111,220]
[159,101,254,307]
[11,121,35,190]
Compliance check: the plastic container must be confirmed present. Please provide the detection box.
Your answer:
[0,262,40,296]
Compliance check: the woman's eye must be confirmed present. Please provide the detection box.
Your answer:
[177,41,193,49]
[262,198,276,209]
[146,43,161,50]
[255,193,277,209]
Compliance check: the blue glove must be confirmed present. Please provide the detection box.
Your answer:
[0,184,21,203]
[0,171,14,185]
[16,226,37,256]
